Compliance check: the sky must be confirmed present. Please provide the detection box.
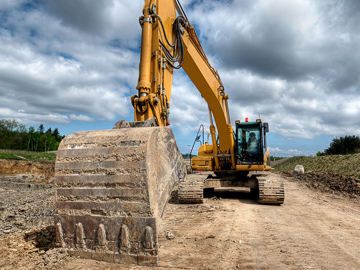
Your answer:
[1,0,360,157]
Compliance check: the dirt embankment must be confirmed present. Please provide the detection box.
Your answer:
[280,171,360,198]
[0,159,55,240]
[273,154,360,198]
[0,159,59,269]
[0,160,54,183]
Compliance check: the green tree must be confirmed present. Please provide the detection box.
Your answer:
[52,128,60,142]
[5,119,18,149]
[15,123,28,150]
[0,120,8,149]
[325,135,360,155]
[27,126,35,151]
[0,119,64,152]
[47,134,58,151]
[38,124,44,134]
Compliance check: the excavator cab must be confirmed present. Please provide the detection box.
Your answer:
[235,120,269,165]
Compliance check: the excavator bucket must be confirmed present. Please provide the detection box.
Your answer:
[54,127,186,266]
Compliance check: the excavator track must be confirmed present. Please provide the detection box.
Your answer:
[257,177,285,205]
[178,174,206,203]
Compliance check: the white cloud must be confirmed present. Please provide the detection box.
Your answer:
[288,149,303,156]
[1,0,360,155]
[268,147,283,153]
[0,107,70,125]
[268,147,303,157]
[0,0,136,126]
[69,114,96,122]
[176,0,360,145]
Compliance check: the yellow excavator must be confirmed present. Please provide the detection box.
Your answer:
[54,0,284,266]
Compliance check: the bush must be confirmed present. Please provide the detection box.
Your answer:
[325,135,360,155]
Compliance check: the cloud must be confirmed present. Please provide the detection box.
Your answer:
[268,147,303,157]
[288,149,303,156]
[0,0,137,126]
[45,0,142,47]
[69,114,95,122]
[177,0,360,142]
[45,0,111,35]
[0,107,70,125]
[268,147,283,153]
[1,0,360,155]
[170,72,210,127]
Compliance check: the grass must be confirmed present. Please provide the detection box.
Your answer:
[0,152,24,160]
[274,153,360,178]
[0,149,57,162]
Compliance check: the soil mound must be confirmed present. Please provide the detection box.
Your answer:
[282,171,360,198]
[0,160,54,184]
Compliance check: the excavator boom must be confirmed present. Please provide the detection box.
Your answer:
[132,0,236,170]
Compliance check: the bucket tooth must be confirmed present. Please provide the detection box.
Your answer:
[119,224,130,252]
[54,127,185,266]
[55,222,65,248]
[97,224,107,246]
[95,224,107,251]
[144,225,155,251]
[75,223,86,249]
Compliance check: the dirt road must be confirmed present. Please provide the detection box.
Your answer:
[1,172,360,269]
[155,172,360,270]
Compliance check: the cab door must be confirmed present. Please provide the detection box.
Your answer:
[236,123,264,165]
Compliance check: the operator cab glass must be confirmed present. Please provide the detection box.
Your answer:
[235,122,268,165]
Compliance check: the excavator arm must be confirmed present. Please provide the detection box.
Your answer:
[132,0,236,170]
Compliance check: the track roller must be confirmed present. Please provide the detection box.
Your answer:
[178,175,205,203]
[257,177,285,205]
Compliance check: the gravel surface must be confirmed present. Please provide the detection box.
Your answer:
[0,177,55,238]
[0,173,67,270]
[1,167,360,269]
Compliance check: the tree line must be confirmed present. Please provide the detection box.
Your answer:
[318,135,360,156]
[0,119,65,152]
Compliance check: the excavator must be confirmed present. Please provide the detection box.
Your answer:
[53,0,284,266]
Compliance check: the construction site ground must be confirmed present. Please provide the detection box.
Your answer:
[1,169,360,269]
